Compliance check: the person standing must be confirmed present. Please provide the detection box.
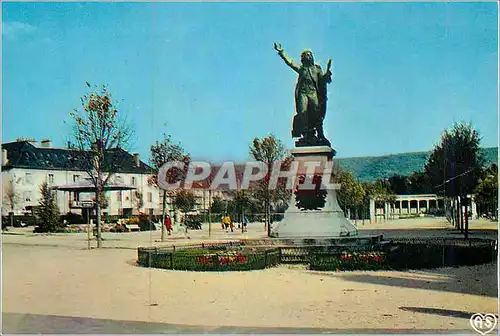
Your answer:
[241,215,248,233]
[222,214,231,233]
[164,215,172,236]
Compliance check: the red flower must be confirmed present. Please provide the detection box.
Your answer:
[219,257,229,265]
[340,253,352,261]
[236,254,248,263]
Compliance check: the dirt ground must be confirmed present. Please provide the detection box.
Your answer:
[2,217,498,332]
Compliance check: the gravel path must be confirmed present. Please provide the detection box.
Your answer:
[2,240,497,332]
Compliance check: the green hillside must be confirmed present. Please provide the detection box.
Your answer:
[334,147,498,183]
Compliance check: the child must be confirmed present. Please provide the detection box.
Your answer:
[242,216,248,233]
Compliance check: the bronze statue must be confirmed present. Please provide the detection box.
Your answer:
[273,43,332,147]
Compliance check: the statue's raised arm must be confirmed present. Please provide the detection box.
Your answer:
[273,42,301,73]
[323,58,332,84]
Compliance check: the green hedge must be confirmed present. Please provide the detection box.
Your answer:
[309,243,497,271]
[309,251,391,271]
[138,240,497,272]
[138,246,280,272]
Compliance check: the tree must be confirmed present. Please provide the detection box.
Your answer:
[69,83,132,247]
[134,189,144,214]
[474,164,498,219]
[149,133,189,241]
[35,182,61,233]
[96,191,109,210]
[371,179,397,220]
[249,134,292,237]
[3,178,19,227]
[424,122,484,238]
[227,190,256,220]
[407,172,432,194]
[209,196,226,214]
[173,190,197,225]
[335,169,365,224]
[387,174,409,195]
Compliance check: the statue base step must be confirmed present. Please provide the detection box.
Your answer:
[271,210,358,238]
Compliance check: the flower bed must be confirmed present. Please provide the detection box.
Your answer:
[309,242,497,271]
[137,239,497,272]
[137,246,280,272]
[309,251,390,271]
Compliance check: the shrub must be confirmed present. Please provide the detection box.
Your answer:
[34,182,62,233]
[138,215,156,231]
[137,240,497,272]
[310,252,390,271]
[127,217,140,224]
[137,247,279,271]
[60,212,85,225]
[184,215,202,230]
[12,215,37,227]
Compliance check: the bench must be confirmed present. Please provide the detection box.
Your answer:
[125,224,140,232]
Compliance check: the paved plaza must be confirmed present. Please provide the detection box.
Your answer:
[2,217,497,250]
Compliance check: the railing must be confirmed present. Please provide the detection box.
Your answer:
[137,237,497,272]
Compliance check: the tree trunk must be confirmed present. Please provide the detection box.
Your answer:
[450,196,455,226]
[458,196,464,233]
[208,189,212,237]
[96,185,102,248]
[464,195,469,239]
[9,212,14,228]
[161,190,167,241]
[362,206,365,225]
[267,200,271,237]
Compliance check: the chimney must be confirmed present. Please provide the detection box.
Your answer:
[133,153,140,168]
[17,137,37,146]
[2,149,8,166]
[40,139,52,148]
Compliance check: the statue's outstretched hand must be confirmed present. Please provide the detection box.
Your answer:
[273,42,284,53]
[326,59,332,72]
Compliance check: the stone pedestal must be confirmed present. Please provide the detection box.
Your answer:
[273,146,358,238]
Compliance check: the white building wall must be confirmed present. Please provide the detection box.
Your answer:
[1,168,161,216]
[2,168,77,215]
[105,173,159,216]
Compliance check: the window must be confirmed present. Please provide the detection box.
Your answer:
[48,174,54,184]
[23,191,32,202]
[73,174,80,182]
[131,177,136,186]
[117,192,122,202]
[25,173,32,185]
[147,192,152,202]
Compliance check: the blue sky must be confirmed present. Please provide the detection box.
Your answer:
[2,2,498,163]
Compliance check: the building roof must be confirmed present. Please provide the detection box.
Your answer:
[2,140,151,174]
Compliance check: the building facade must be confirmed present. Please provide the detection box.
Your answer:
[1,139,160,217]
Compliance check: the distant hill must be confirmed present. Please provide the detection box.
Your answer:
[334,147,498,183]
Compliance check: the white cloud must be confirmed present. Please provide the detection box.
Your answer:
[3,21,37,39]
